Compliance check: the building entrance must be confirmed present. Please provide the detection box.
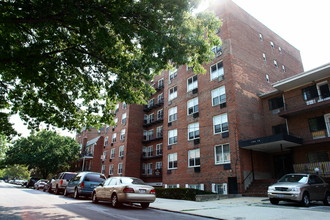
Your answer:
[273,153,294,179]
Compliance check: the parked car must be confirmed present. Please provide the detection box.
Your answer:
[268,173,330,206]
[24,178,40,188]
[34,179,48,190]
[92,176,156,209]
[64,172,106,199]
[43,179,55,192]
[51,172,77,194]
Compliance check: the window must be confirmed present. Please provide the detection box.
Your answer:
[213,113,228,134]
[114,118,118,125]
[147,99,154,108]
[166,184,179,188]
[156,126,163,138]
[120,129,125,140]
[278,47,282,53]
[169,86,177,101]
[270,41,274,48]
[101,165,105,174]
[187,97,198,115]
[146,163,153,175]
[188,148,200,167]
[117,163,123,174]
[115,104,119,112]
[112,133,117,143]
[186,184,203,190]
[317,81,330,100]
[156,143,163,156]
[259,33,263,40]
[104,137,108,146]
[302,85,318,101]
[158,93,164,104]
[212,183,228,195]
[142,163,147,175]
[146,113,154,124]
[169,68,177,83]
[187,75,198,92]
[281,65,286,72]
[273,60,278,68]
[266,74,270,83]
[262,53,266,61]
[215,144,230,164]
[144,129,154,141]
[168,153,178,169]
[168,106,177,122]
[211,86,226,106]
[268,96,284,110]
[210,62,224,81]
[309,116,327,139]
[109,164,114,175]
[156,161,162,170]
[308,152,329,163]
[168,129,178,145]
[122,102,127,109]
[143,145,153,157]
[188,122,200,140]
[110,148,115,159]
[212,45,223,56]
[121,113,127,124]
[119,145,124,157]
[158,78,164,89]
[157,109,163,120]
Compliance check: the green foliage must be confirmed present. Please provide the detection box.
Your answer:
[0,134,8,160]
[155,188,215,201]
[4,130,79,178]
[0,164,30,180]
[0,0,221,136]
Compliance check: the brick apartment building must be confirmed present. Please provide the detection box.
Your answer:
[74,0,328,194]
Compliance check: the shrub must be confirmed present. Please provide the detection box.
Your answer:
[155,188,215,201]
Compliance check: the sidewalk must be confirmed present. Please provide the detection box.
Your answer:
[150,197,330,220]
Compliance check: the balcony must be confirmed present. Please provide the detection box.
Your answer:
[143,117,164,127]
[141,169,162,178]
[141,151,163,160]
[279,97,330,118]
[143,99,164,112]
[293,161,330,177]
[142,133,163,143]
[80,152,93,159]
[155,84,164,91]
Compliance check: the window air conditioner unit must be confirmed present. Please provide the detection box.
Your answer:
[112,127,115,131]
[193,112,199,118]
[220,102,227,109]
[194,138,200,145]
[194,167,201,172]
[218,75,224,82]
[222,132,229,138]
[167,170,172,174]
[306,99,316,105]
[168,122,172,127]
[111,143,114,146]
[167,145,172,150]
[224,163,231,170]
[168,101,172,105]
[192,88,198,94]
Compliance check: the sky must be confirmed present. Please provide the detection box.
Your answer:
[10,0,330,138]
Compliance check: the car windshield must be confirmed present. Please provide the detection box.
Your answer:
[278,174,308,183]
[63,173,76,180]
[120,177,146,185]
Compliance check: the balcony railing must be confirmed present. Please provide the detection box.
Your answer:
[141,169,162,177]
[293,161,330,177]
[142,151,163,159]
[143,117,164,127]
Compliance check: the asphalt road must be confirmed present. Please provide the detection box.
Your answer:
[0,182,211,220]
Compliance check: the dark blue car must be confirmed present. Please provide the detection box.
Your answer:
[64,172,106,199]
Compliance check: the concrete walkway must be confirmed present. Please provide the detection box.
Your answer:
[150,197,330,220]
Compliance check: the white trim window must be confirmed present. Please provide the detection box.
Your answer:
[120,129,125,141]
[156,143,163,156]
[186,184,204,190]
[114,118,118,126]
[188,122,200,140]
[188,148,200,167]
[169,68,178,83]
[101,165,105,174]
[273,60,278,68]
[211,86,226,106]
[156,126,163,138]
[168,106,177,122]
[144,129,153,141]
[325,113,330,137]
[212,183,228,195]
[115,104,119,112]
[158,93,164,104]
[158,78,164,88]
[144,145,153,157]
[210,62,224,81]
[121,113,127,124]
[156,161,162,170]
[112,133,117,143]
[147,163,153,175]
[157,109,163,120]
[169,86,177,101]
[119,145,124,157]
[168,129,178,145]
[165,184,180,188]
[142,163,147,175]
[214,144,230,164]
[110,148,115,159]
[213,113,228,134]
[122,102,127,109]
[117,163,123,174]
[187,97,198,115]
[168,153,178,169]
[148,99,154,108]
[104,137,108,146]
[212,45,222,57]
[262,53,266,61]
[187,75,198,92]
[109,164,114,175]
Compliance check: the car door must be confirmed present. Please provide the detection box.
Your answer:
[97,178,111,200]
[308,175,324,200]
[67,175,81,193]
[105,178,118,200]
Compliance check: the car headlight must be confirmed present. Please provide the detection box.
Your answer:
[268,186,275,191]
[289,187,300,192]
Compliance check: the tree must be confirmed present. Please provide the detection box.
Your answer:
[0,0,221,136]
[0,165,30,180]
[4,130,80,178]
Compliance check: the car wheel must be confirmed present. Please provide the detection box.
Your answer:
[270,198,279,205]
[141,203,150,209]
[323,192,330,206]
[92,192,98,203]
[301,192,310,207]
[73,188,80,199]
[63,188,68,196]
[111,194,120,208]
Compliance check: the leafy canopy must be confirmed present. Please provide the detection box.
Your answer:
[0,0,221,136]
[4,130,80,178]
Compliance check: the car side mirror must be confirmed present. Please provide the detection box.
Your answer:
[99,182,104,186]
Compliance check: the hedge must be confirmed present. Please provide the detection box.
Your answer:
[155,188,215,201]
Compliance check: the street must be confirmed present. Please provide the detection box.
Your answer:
[0,182,209,220]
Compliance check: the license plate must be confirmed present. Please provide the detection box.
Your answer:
[139,189,146,193]
[275,194,285,198]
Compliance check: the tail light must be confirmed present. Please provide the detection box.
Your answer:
[59,180,63,186]
[123,187,135,193]
[80,182,85,188]
[150,189,156,194]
